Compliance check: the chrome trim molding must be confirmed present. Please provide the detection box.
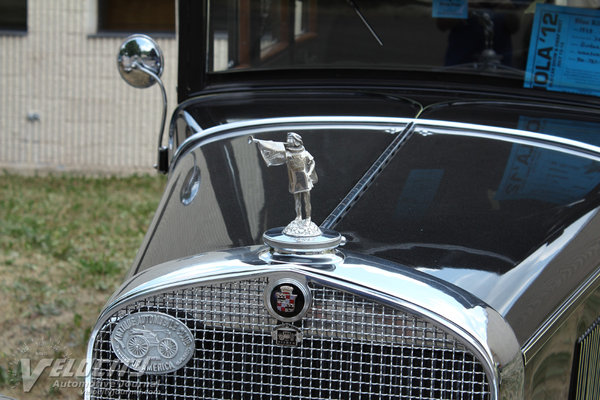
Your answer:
[181,110,202,134]
[522,264,600,364]
[415,121,600,162]
[170,110,203,152]
[86,247,524,400]
[171,116,600,174]
[171,117,414,173]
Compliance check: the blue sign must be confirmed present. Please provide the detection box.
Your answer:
[495,144,600,204]
[525,4,600,97]
[433,0,468,19]
[518,116,600,147]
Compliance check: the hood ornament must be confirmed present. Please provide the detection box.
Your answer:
[250,133,343,255]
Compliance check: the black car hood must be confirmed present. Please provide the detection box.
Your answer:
[140,95,600,343]
[337,129,600,272]
[328,122,600,342]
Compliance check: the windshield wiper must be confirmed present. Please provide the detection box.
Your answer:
[346,0,384,46]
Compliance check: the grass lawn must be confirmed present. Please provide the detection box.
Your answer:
[0,174,166,399]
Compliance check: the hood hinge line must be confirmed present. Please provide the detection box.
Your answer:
[320,122,416,230]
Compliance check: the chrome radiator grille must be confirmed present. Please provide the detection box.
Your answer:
[570,316,600,400]
[90,278,490,399]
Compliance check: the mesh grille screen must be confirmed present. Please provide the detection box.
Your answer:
[90,279,490,399]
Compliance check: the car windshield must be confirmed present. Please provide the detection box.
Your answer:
[207,0,600,98]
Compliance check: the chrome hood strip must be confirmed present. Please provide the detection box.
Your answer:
[87,246,524,400]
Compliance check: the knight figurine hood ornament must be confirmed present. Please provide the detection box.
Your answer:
[250,133,343,254]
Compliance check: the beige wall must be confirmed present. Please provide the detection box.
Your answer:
[0,0,178,174]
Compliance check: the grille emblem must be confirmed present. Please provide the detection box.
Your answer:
[272,324,303,346]
[110,312,194,374]
[265,278,311,322]
[275,285,297,313]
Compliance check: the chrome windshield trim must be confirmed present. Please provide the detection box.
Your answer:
[171,116,600,175]
[171,116,415,172]
[86,246,524,400]
[181,110,202,134]
[422,99,600,116]
[415,120,600,162]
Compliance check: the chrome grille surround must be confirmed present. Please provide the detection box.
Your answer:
[88,275,492,399]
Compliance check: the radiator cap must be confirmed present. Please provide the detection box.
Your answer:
[263,227,344,254]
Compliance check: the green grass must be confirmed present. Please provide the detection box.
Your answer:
[0,173,165,399]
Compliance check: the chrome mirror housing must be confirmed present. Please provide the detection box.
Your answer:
[116,34,169,174]
[117,34,164,88]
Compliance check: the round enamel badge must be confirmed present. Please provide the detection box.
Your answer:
[264,278,312,322]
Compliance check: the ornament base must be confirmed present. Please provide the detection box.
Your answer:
[263,227,344,254]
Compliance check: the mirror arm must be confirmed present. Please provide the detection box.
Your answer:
[133,61,169,174]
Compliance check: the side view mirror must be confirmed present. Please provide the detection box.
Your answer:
[117,34,169,173]
[117,34,164,88]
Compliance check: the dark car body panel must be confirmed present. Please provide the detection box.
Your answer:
[135,109,600,349]
[89,1,600,398]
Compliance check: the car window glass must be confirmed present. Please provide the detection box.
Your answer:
[207,0,600,98]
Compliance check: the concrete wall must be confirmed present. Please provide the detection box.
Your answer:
[0,0,178,174]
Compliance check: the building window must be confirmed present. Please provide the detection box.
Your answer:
[98,0,175,34]
[0,0,27,33]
